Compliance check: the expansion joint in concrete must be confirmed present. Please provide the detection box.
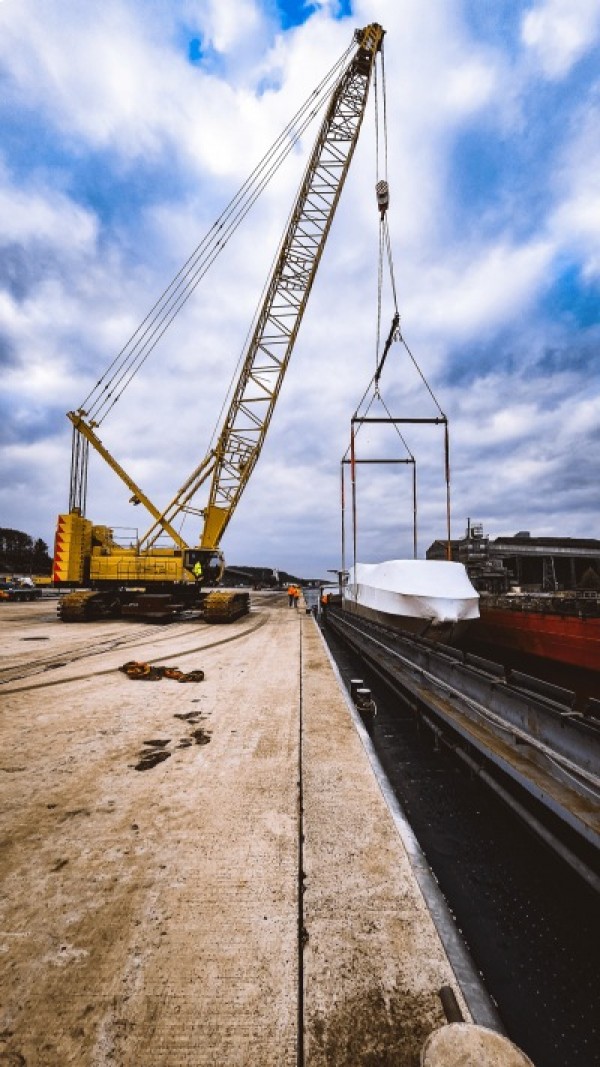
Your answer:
[297,614,305,1067]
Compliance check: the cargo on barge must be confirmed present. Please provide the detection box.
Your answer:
[343,559,480,643]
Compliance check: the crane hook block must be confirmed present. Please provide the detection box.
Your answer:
[376,180,389,217]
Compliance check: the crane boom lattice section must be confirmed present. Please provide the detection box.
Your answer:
[201,24,384,549]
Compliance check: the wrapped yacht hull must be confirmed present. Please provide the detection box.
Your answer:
[343,560,480,642]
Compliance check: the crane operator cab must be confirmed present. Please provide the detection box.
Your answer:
[184,548,225,587]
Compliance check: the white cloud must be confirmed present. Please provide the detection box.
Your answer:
[549,102,600,280]
[0,182,97,252]
[0,0,598,571]
[191,0,263,54]
[404,238,555,343]
[0,0,278,173]
[521,0,600,78]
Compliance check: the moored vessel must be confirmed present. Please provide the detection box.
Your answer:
[477,592,600,672]
[343,559,479,642]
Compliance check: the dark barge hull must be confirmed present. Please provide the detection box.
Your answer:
[477,598,600,672]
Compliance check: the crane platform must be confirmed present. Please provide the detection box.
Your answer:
[0,591,517,1065]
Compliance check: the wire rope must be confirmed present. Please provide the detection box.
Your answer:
[373,61,381,373]
[81,42,355,424]
[370,42,444,419]
[90,93,341,422]
[398,331,445,416]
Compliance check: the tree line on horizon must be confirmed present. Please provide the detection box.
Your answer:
[0,528,53,575]
[0,528,324,585]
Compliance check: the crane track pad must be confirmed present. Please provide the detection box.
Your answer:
[202,590,250,623]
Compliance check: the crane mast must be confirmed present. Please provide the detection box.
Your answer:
[54,24,385,618]
[201,24,384,549]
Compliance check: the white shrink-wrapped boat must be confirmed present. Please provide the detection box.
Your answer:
[343,559,479,641]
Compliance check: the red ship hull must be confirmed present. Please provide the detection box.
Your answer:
[477,603,600,672]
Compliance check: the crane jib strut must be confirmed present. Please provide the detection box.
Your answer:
[55,24,385,608]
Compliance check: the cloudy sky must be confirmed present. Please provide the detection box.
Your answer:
[1,0,599,578]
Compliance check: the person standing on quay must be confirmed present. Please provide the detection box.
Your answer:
[287,584,296,607]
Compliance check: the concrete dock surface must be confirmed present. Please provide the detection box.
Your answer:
[1,592,476,1065]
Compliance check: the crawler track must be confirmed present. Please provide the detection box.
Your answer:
[0,624,156,685]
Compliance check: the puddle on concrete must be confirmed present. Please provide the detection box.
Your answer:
[132,720,210,769]
[134,750,171,772]
[191,728,211,746]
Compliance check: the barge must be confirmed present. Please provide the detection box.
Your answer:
[477,592,600,673]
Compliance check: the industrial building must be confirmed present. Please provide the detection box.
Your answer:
[427,522,600,593]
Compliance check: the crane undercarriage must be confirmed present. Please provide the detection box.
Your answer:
[58,585,250,624]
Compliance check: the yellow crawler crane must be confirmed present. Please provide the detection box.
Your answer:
[55,24,386,622]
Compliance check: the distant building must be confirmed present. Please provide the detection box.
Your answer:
[426,521,600,592]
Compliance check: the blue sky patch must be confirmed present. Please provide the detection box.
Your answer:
[276,1,312,30]
[542,265,600,330]
[188,37,203,64]
[463,0,526,53]
[274,0,352,31]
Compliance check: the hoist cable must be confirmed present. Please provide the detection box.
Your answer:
[90,129,307,422]
[204,148,300,455]
[373,55,383,374]
[378,391,414,456]
[90,56,352,422]
[382,219,398,311]
[380,45,389,182]
[351,361,383,423]
[375,219,384,376]
[373,59,380,185]
[93,71,343,425]
[399,330,445,416]
[82,40,355,422]
[345,383,413,461]
[85,42,353,416]
[91,127,311,421]
[202,34,383,456]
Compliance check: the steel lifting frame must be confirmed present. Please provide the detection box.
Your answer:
[341,414,452,589]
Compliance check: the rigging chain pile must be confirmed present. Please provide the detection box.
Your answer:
[119,661,205,683]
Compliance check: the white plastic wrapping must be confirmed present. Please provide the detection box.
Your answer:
[344,560,480,625]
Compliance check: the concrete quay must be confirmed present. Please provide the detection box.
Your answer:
[1,591,504,1065]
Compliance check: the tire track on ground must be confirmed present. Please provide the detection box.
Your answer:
[1,614,268,694]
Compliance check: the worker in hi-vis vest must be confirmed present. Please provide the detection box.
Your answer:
[193,561,203,583]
